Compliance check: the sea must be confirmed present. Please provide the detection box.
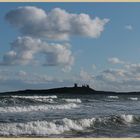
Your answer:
[0,93,140,137]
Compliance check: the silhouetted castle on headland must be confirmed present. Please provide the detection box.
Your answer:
[2,82,140,96]
[74,83,90,88]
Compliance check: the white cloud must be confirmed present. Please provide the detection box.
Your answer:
[6,6,109,40]
[108,57,124,64]
[2,6,109,71]
[1,36,74,70]
[3,62,140,92]
[124,63,140,80]
[103,69,125,77]
[43,43,74,68]
[94,64,140,92]
[72,62,140,92]
[3,36,40,65]
[94,69,126,91]
[125,25,133,31]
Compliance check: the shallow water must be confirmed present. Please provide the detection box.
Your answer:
[0,93,140,137]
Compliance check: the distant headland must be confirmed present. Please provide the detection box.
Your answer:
[1,83,140,96]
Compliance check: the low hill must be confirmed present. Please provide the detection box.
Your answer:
[1,85,140,96]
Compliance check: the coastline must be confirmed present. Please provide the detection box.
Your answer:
[1,85,140,96]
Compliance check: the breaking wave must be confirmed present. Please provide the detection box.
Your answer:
[0,114,139,136]
[108,96,119,99]
[30,98,54,103]
[0,103,79,113]
[11,95,57,99]
[120,114,134,123]
[129,97,138,101]
[0,118,95,136]
[63,98,82,103]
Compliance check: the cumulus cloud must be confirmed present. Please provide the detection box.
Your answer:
[123,63,140,80]
[3,36,40,65]
[125,25,133,31]
[108,57,124,64]
[6,6,109,40]
[1,36,74,70]
[73,62,140,92]
[3,62,140,92]
[125,63,140,73]
[2,6,109,71]
[94,63,140,92]
[104,69,125,77]
[94,69,126,91]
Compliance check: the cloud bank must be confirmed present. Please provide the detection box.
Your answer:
[6,6,109,40]
[93,58,140,91]
[2,6,109,71]
[2,36,74,70]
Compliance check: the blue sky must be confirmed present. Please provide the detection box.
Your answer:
[1,2,140,92]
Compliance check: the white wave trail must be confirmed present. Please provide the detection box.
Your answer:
[108,96,119,99]
[0,118,96,136]
[0,103,78,113]
[63,118,95,130]
[120,114,134,123]
[33,98,54,103]
[129,97,138,101]
[63,98,82,103]
[0,115,137,136]
[11,95,57,99]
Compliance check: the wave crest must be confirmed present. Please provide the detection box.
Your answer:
[11,95,57,99]
[0,103,79,113]
[129,97,138,101]
[0,118,96,136]
[108,96,119,99]
[0,115,139,136]
[63,98,82,103]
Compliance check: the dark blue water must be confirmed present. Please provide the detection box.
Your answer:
[0,93,140,137]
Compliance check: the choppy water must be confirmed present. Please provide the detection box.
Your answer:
[0,93,140,137]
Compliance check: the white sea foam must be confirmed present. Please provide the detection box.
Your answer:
[101,114,135,124]
[33,98,54,103]
[108,96,119,99]
[120,114,134,123]
[11,95,57,99]
[129,97,138,101]
[0,103,78,113]
[0,115,137,136]
[0,118,96,136]
[63,98,82,103]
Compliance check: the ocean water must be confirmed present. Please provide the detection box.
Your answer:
[0,93,140,137]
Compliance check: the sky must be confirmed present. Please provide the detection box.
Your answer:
[1,2,140,92]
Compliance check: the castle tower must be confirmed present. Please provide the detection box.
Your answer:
[74,83,78,88]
